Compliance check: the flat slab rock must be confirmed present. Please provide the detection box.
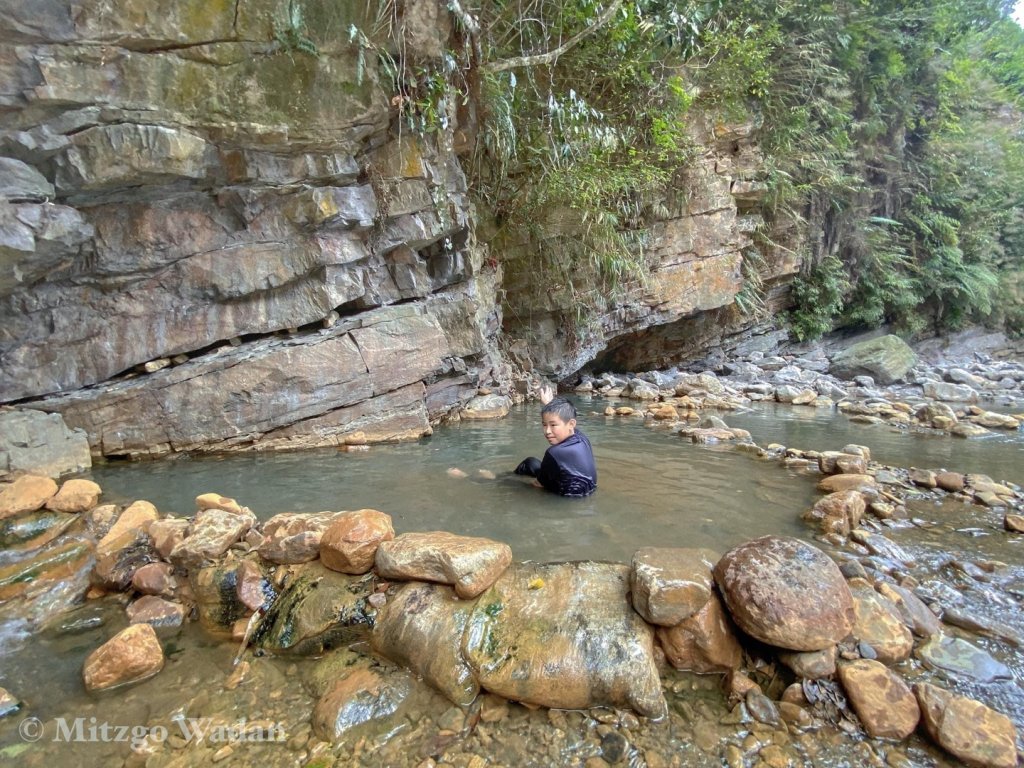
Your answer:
[375,531,512,599]
[915,635,1013,683]
[714,535,855,652]
[461,561,667,718]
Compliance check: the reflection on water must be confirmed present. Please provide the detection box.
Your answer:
[86,403,818,563]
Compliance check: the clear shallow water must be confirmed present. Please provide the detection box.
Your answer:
[2,399,1023,767]
[726,402,1024,485]
[85,402,817,563]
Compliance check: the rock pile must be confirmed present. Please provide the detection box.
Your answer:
[4,471,1019,766]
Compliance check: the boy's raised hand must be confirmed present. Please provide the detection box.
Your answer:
[538,383,555,405]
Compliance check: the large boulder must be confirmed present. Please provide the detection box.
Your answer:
[462,562,666,718]
[370,582,479,706]
[829,335,917,384]
[0,410,91,482]
[82,624,164,692]
[252,562,374,655]
[713,536,855,652]
[914,683,1018,768]
[375,532,512,599]
[46,479,102,513]
[95,500,159,558]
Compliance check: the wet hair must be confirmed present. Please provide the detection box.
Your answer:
[541,396,577,423]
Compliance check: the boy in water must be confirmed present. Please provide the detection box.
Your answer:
[514,386,597,497]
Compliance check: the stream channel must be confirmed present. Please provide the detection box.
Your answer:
[0,400,1022,767]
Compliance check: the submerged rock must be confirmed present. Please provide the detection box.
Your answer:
[714,536,855,652]
[83,623,164,692]
[837,659,918,740]
[0,508,77,551]
[1005,514,1024,533]
[126,595,185,629]
[0,538,92,601]
[370,581,479,706]
[375,531,512,599]
[462,561,666,718]
[915,635,1013,683]
[312,667,413,742]
[914,682,1018,768]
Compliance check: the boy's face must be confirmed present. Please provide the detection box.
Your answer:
[542,413,576,445]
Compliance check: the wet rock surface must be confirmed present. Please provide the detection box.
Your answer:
[82,623,165,692]
[375,531,512,599]
[714,536,855,651]
[630,546,718,626]
[915,682,1019,768]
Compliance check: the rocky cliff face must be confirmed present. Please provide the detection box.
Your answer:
[500,119,801,380]
[0,0,506,459]
[1,0,790,463]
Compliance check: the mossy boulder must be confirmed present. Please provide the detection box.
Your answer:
[829,335,917,384]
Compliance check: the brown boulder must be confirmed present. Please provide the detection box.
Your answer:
[320,509,395,574]
[816,474,876,493]
[375,531,512,599]
[875,582,941,638]
[46,479,102,513]
[1005,514,1024,533]
[258,511,347,564]
[629,547,718,626]
[837,660,918,740]
[713,536,855,652]
[803,490,865,537]
[935,472,965,493]
[82,623,165,691]
[0,475,58,519]
[848,580,913,664]
[462,561,666,718]
[914,682,1018,768]
[656,591,743,674]
[96,500,159,558]
[370,581,479,705]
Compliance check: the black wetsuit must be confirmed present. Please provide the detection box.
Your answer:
[514,430,597,498]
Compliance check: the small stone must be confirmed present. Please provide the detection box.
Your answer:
[447,467,468,479]
[479,695,509,723]
[817,474,877,493]
[600,731,629,764]
[83,623,164,691]
[630,547,718,625]
[915,635,1012,682]
[224,660,250,690]
[746,690,780,727]
[126,595,185,628]
[935,472,965,493]
[778,646,836,679]
[195,493,244,514]
[131,562,176,597]
[1005,514,1024,533]
[0,686,21,718]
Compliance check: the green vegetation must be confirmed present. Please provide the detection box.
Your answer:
[356,0,1024,340]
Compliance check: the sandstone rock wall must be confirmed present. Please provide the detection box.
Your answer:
[501,119,801,379]
[0,0,506,456]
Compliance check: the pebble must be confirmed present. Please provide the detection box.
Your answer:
[600,731,629,764]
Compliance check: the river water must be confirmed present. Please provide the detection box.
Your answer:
[0,400,1021,767]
